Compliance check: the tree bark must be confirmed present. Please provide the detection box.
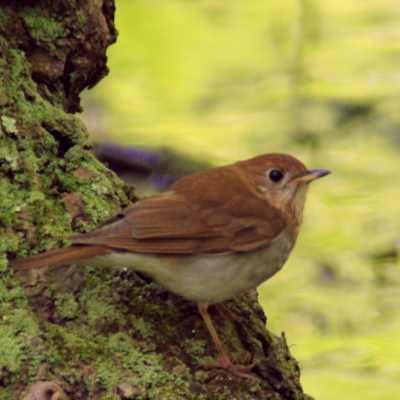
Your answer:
[0,1,313,399]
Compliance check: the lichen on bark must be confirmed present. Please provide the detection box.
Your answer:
[0,1,313,399]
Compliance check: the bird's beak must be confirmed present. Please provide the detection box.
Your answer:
[294,169,331,184]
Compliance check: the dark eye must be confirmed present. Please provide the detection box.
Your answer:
[269,169,284,183]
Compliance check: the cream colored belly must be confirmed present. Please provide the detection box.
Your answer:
[89,230,294,305]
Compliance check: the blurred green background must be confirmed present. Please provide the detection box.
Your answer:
[81,1,400,399]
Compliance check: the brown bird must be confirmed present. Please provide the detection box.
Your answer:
[9,153,330,378]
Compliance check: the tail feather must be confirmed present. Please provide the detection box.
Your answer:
[9,245,111,271]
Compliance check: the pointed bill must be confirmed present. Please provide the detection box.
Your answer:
[293,169,331,184]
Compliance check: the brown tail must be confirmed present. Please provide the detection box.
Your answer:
[9,245,111,271]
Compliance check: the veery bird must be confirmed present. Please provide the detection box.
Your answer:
[9,153,330,378]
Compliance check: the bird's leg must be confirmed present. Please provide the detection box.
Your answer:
[198,302,231,367]
[197,302,258,380]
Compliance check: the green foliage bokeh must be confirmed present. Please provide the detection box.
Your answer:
[81,1,400,399]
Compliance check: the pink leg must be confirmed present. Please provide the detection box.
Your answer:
[197,302,258,380]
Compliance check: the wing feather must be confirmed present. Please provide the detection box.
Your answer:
[69,166,287,255]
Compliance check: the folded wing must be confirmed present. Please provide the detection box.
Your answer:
[70,166,286,255]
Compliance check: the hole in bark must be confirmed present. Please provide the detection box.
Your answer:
[268,366,284,382]
[41,122,74,157]
[22,86,36,103]
[44,389,55,400]
[255,332,271,356]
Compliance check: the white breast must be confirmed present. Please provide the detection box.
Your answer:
[90,229,295,305]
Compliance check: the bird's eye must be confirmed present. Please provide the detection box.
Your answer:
[268,169,284,183]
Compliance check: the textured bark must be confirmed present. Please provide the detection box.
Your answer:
[0,1,313,399]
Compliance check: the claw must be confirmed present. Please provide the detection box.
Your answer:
[199,359,260,381]
[213,303,245,323]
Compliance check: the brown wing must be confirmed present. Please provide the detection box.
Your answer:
[69,165,287,255]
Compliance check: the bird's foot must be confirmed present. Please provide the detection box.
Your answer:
[199,357,260,381]
[213,303,245,323]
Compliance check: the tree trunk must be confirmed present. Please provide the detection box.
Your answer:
[0,1,313,399]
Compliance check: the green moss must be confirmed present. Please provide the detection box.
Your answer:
[1,115,17,133]
[0,7,8,28]
[180,337,206,357]
[86,296,127,328]
[55,293,79,319]
[132,316,154,340]
[21,9,70,51]
[0,12,136,394]
[0,234,19,258]
[75,9,85,25]
[0,179,21,227]
[41,287,195,396]
[0,272,44,384]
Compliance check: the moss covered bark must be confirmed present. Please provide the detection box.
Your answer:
[0,1,313,399]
